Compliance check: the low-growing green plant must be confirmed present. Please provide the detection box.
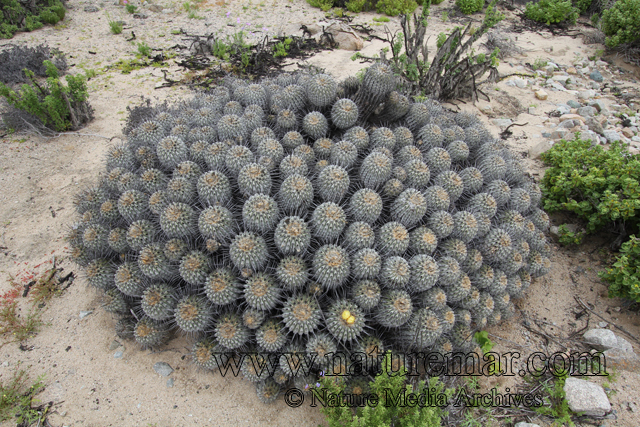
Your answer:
[374,15,391,22]
[601,0,640,47]
[456,0,484,14]
[573,0,591,13]
[532,57,548,70]
[376,0,419,16]
[137,42,152,57]
[346,0,368,12]
[600,235,640,302]
[307,0,334,11]
[125,2,137,13]
[273,37,293,57]
[533,373,574,426]
[0,60,92,132]
[441,10,448,21]
[107,14,123,34]
[317,351,451,426]
[524,0,578,25]
[0,368,46,424]
[0,0,65,38]
[557,224,585,245]
[540,137,640,236]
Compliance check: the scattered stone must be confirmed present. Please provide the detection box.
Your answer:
[563,378,611,416]
[567,100,581,108]
[622,128,634,138]
[109,340,122,351]
[558,120,578,129]
[542,132,552,138]
[556,105,571,115]
[624,401,638,412]
[584,328,617,350]
[632,136,640,142]
[167,378,175,388]
[588,99,606,112]
[153,362,174,377]
[552,75,570,86]
[550,82,566,91]
[578,90,596,100]
[79,310,93,319]
[162,8,174,14]
[514,423,541,427]
[567,67,577,75]
[529,140,552,158]
[148,4,163,12]
[479,104,493,115]
[528,107,536,115]
[604,130,621,143]
[535,90,548,100]
[84,5,100,12]
[133,13,147,19]
[550,223,578,238]
[305,24,322,35]
[588,81,601,90]
[579,130,599,143]
[325,23,363,51]
[551,129,569,139]
[587,117,605,135]
[492,118,513,127]
[114,350,124,359]
[560,114,585,123]
[577,106,597,117]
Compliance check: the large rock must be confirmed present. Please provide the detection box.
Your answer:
[563,378,611,416]
[583,328,617,351]
[529,140,552,159]
[586,117,604,135]
[325,23,363,51]
[604,130,621,143]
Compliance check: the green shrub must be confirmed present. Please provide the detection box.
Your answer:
[456,0,484,14]
[317,351,450,427]
[540,137,640,235]
[600,235,640,302]
[0,0,65,38]
[573,0,591,13]
[601,0,640,47]
[137,42,152,57]
[0,60,92,132]
[345,0,368,12]
[524,0,578,25]
[108,16,123,34]
[376,0,419,16]
[307,0,335,11]
[125,3,137,13]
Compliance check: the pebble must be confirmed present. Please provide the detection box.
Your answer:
[587,117,605,135]
[564,378,611,417]
[167,378,175,388]
[622,128,635,138]
[590,70,604,82]
[114,350,124,359]
[567,100,581,108]
[153,362,174,377]
[529,140,552,158]
[514,423,541,427]
[79,310,93,319]
[556,105,571,115]
[584,328,617,350]
[567,67,577,75]
[604,130,621,143]
[528,107,536,115]
[84,5,100,12]
[535,89,548,100]
[109,340,122,351]
[578,90,596,99]
[578,106,597,117]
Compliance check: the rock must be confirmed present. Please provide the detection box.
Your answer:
[161,8,173,13]
[133,13,147,19]
[535,90,548,100]
[588,99,606,112]
[578,90,596,100]
[84,5,100,12]
[567,67,577,75]
[584,329,618,350]
[325,23,363,51]
[556,105,571,115]
[612,335,634,353]
[587,117,605,135]
[529,140,552,158]
[479,104,493,115]
[114,350,124,359]
[492,119,513,127]
[567,100,581,108]
[579,130,599,143]
[589,70,604,83]
[632,136,640,142]
[578,106,597,117]
[552,75,570,86]
[563,378,611,416]
[148,4,163,12]
[622,128,634,138]
[604,130,621,143]
[528,107,536,115]
[560,114,585,123]
[305,24,322,35]
[558,120,578,129]
[588,81,601,90]
[515,79,527,88]
[167,378,175,388]
[79,310,93,319]
[153,362,174,377]
[109,340,122,351]
[514,423,541,427]
[550,82,567,91]
[551,129,569,139]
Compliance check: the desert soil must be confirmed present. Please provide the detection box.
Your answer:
[0,0,639,426]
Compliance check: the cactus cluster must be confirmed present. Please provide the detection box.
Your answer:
[70,68,550,403]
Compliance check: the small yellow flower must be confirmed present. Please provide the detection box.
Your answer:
[341,310,351,321]
[346,315,355,325]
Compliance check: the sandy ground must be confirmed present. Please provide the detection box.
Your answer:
[0,0,639,426]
